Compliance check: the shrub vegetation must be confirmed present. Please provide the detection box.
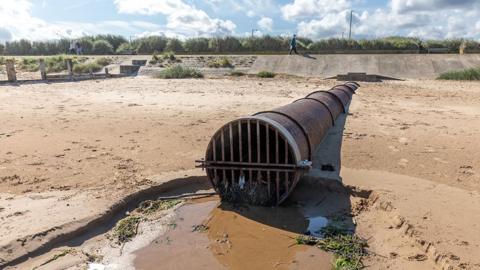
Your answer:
[155,65,204,79]
[437,67,480,80]
[208,57,233,68]
[2,35,479,56]
[72,57,112,74]
[256,71,276,78]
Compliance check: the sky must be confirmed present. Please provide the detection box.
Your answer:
[0,0,479,42]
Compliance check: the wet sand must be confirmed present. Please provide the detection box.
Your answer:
[134,199,332,270]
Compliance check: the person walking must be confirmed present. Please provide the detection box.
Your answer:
[289,34,299,55]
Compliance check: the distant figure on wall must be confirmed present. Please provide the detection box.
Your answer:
[289,34,299,55]
[69,41,83,55]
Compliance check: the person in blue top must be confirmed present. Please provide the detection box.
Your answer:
[289,34,299,55]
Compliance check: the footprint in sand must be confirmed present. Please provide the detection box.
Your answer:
[433,157,448,164]
[398,158,409,167]
[388,145,400,152]
[398,137,409,145]
[423,146,436,153]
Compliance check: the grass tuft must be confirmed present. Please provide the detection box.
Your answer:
[208,57,233,68]
[162,51,176,61]
[229,71,246,76]
[73,57,112,74]
[192,224,209,232]
[256,71,276,78]
[113,216,141,243]
[155,65,203,79]
[296,224,367,270]
[137,199,182,214]
[437,67,480,80]
[94,57,113,67]
[73,62,102,74]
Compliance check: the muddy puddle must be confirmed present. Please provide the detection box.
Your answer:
[133,197,332,270]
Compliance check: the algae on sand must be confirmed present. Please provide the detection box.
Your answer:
[113,216,141,243]
[296,224,367,270]
[137,199,182,214]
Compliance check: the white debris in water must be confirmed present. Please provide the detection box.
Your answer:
[239,174,245,189]
[88,263,106,270]
[307,216,329,237]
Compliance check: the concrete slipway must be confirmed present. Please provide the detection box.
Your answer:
[249,54,480,79]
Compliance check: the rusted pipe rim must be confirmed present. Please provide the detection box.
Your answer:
[253,111,312,160]
[306,90,346,113]
[332,84,356,95]
[293,97,336,125]
[345,81,360,88]
[331,86,354,99]
[204,116,303,167]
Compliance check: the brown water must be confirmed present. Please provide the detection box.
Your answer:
[134,197,332,270]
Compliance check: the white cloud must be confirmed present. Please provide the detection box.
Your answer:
[258,17,274,32]
[281,0,480,40]
[114,0,190,15]
[391,0,478,14]
[209,0,276,18]
[281,0,350,21]
[0,0,161,41]
[113,0,236,36]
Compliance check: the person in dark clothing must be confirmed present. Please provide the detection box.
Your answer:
[289,34,299,55]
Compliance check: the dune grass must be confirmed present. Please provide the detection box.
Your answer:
[229,71,246,76]
[437,67,480,80]
[256,71,276,78]
[155,65,203,79]
[72,57,112,74]
[208,57,233,68]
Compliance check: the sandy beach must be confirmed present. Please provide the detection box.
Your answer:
[1,75,480,269]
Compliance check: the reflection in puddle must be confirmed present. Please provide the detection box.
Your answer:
[306,216,329,237]
[134,198,332,270]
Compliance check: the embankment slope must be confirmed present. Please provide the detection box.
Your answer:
[250,54,480,79]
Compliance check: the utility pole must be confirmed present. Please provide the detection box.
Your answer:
[251,29,257,38]
[348,10,353,40]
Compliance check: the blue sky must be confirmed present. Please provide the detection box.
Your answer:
[0,0,479,41]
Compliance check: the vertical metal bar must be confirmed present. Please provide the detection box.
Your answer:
[247,120,252,185]
[212,138,217,161]
[256,120,261,163]
[221,130,226,183]
[285,139,288,164]
[265,124,271,199]
[285,172,289,193]
[229,124,235,186]
[267,171,271,198]
[238,121,243,162]
[229,123,234,162]
[266,124,269,164]
[212,138,217,184]
[247,120,252,162]
[221,130,225,161]
[276,172,280,204]
[275,130,279,164]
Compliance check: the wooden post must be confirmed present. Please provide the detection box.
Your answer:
[6,59,17,82]
[39,58,47,80]
[105,67,109,77]
[66,59,73,80]
[89,67,94,79]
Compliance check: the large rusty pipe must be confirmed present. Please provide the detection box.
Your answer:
[197,82,360,205]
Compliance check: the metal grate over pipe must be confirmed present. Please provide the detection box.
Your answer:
[197,82,360,205]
